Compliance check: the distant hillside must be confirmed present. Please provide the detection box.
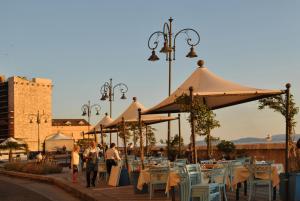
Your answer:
[196,134,300,145]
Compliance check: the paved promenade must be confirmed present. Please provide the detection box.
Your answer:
[0,167,282,201]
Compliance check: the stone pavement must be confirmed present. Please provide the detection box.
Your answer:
[50,168,282,201]
[0,167,282,201]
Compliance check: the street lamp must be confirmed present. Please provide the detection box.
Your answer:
[28,110,49,152]
[100,78,128,145]
[147,17,200,157]
[81,100,101,139]
[100,78,128,118]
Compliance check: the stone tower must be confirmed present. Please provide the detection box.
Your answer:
[7,76,52,151]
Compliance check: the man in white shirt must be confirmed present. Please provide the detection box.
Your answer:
[83,141,100,187]
[105,143,121,175]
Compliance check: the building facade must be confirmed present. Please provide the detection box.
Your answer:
[0,75,52,151]
[52,119,90,142]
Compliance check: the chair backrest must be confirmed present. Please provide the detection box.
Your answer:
[200,159,214,165]
[175,158,188,164]
[186,163,201,172]
[236,157,251,165]
[149,167,169,184]
[207,167,228,185]
[188,171,202,185]
[179,168,191,201]
[250,163,272,181]
[186,163,202,185]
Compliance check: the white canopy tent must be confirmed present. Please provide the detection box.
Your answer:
[143,60,284,114]
[0,137,26,146]
[0,137,27,161]
[93,113,114,130]
[45,133,74,152]
[106,97,176,128]
[86,113,116,145]
[143,60,285,163]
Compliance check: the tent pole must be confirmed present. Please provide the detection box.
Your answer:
[100,125,104,146]
[117,132,119,149]
[178,113,182,158]
[94,128,97,142]
[189,86,196,164]
[110,132,112,145]
[122,117,128,169]
[285,83,291,201]
[138,108,144,169]
[145,125,148,156]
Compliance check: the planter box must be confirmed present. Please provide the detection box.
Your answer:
[280,172,300,201]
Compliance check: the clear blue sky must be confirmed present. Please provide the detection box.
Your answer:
[1,1,299,144]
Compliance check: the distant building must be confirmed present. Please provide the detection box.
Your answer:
[266,134,272,142]
[52,119,90,141]
[0,75,52,151]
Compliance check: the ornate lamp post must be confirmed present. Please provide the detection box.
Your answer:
[81,100,101,139]
[100,78,128,118]
[28,110,49,152]
[147,17,200,157]
[100,78,128,144]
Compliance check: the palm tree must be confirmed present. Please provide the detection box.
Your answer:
[0,141,28,162]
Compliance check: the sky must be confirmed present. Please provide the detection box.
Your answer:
[1,1,299,145]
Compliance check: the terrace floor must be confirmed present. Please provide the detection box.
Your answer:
[52,168,282,201]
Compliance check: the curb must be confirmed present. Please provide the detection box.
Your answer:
[0,169,101,201]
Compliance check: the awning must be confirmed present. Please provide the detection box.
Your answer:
[143,60,284,114]
[106,97,176,128]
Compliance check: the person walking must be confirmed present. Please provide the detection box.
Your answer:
[105,143,121,175]
[83,141,100,187]
[71,145,80,183]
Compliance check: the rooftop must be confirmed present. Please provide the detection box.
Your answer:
[52,119,90,126]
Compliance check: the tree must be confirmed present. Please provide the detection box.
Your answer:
[160,134,184,160]
[144,126,157,153]
[175,95,220,158]
[204,135,220,157]
[117,123,132,145]
[129,123,157,155]
[0,141,28,162]
[217,140,236,159]
[258,93,299,171]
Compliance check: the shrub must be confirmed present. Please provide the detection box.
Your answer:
[4,162,62,174]
[217,140,236,159]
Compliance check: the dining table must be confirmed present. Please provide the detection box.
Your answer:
[231,163,282,200]
[137,167,181,201]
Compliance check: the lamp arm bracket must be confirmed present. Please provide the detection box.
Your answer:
[90,104,101,111]
[173,28,200,48]
[113,83,128,95]
[147,31,165,50]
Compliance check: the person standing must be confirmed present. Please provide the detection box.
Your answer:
[83,141,100,187]
[71,145,80,183]
[185,143,193,164]
[105,143,121,175]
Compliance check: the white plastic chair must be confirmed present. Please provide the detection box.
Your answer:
[248,163,273,201]
[148,167,170,199]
